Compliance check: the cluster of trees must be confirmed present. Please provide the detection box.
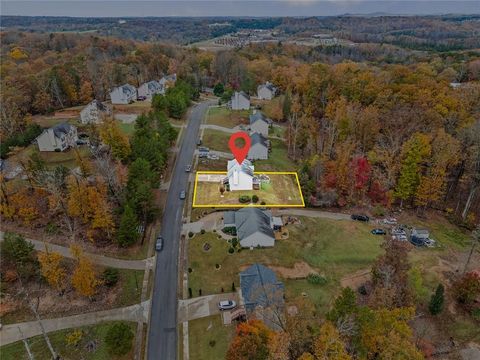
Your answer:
[152,80,198,119]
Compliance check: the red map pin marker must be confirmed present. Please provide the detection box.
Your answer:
[228,131,251,165]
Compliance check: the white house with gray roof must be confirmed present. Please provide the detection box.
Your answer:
[223,208,277,248]
[36,123,78,152]
[230,91,250,110]
[249,111,271,137]
[80,100,112,124]
[257,82,277,100]
[110,84,137,104]
[224,159,254,191]
[159,73,177,88]
[138,80,164,100]
[248,133,269,160]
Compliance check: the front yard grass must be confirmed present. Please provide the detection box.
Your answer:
[206,107,249,128]
[188,217,381,313]
[114,269,143,307]
[188,315,235,360]
[201,129,231,153]
[0,321,135,360]
[193,172,304,207]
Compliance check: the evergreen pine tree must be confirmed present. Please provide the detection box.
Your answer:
[429,284,445,315]
[117,204,139,247]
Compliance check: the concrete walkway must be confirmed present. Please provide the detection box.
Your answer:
[0,300,150,346]
[178,293,238,323]
[274,209,351,220]
[0,232,153,270]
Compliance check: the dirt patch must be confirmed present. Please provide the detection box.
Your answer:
[340,268,371,289]
[270,262,319,279]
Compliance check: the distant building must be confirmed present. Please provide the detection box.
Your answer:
[249,111,271,137]
[230,91,250,110]
[223,208,278,248]
[159,74,177,89]
[450,82,463,89]
[239,263,285,330]
[248,133,269,160]
[138,80,164,100]
[110,84,137,105]
[224,159,254,191]
[257,82,277,100]
[80,100,111,124]
[36,123,78,152]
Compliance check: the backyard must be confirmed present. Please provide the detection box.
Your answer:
[0,321,136,360]
[254,139,295,172]
[193,172,304,207]
[205,106,249,128]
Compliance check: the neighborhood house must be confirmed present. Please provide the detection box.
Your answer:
[230,91,250,110]
[248,132,269,160]
[257,82,277,100]
[36,123,78,152]
[249,111,271,137]
[224,159,255,191]
[159,73,177,88]
[110,84,137,104]
[80,100,112,124]
[239,263,285,329]
[223,208,281,248]
[138,80,165,99]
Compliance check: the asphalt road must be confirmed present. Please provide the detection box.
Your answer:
[147,100,214,360]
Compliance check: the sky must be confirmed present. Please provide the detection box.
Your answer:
[1,1,479,17]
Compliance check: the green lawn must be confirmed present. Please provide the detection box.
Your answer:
[206,107,249,128]
[117,121,135,136]
[188,315,235,360]
[11,145,92,170]
[201,129,231,153]
[254,139,297,172]
[114,269,143,307]
[188,217,382,313]
[0,321,135,360]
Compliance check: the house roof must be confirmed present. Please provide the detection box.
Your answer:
[240,263,284,312]
[250,132,268,148]
[232,91,250,101]
[143,80,163,92]
[88,99,109,112]
[52,123,75,138]
[249,111,270,125]
[223,211,236,226]
[258,82,276,92]
[234,208,274,241]
[112,84,136,95]
[227,159,254,178]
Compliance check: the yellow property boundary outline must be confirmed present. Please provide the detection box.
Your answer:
[192,171,306,208]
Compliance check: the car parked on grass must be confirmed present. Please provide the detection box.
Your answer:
[179,190,186,199]
[351,214,370,222]
[371,228,387,235]
[155,236,164,251]
[218,300,236,311]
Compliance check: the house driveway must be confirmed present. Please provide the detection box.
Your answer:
[177,293,238,323]
[182,212,224,233]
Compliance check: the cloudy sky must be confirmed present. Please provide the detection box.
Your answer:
[1,1,479,17]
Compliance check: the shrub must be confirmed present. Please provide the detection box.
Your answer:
[223,227,237,236]
[252,195,259,203]
[188,267,193,273]
[200,229,206,234]
[215,264,220,269]
[231,238,239,248]
[209,340,216,347]
[103,268,119,287]
[188,231,194,238]
[228,247,235,254]
[260,201,266,205]
[65,330,83,347]
[372,205,386,217]
[239,195,251,203]
[429,284,445,315]
[105,322,134,356]
[306,273,327,285]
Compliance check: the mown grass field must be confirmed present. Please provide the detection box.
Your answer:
[188,217,381,313]
[254,139,296,172]
[193,173,304,207]
[9,145,92,170]
[201,129,231,153]
[0,321,136,360]
[188,315,235,360]
[205,106,249,128]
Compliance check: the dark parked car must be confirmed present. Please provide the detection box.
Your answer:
[371,228,387,235]
[137,96,147,101]
[410,236,425,247]
[351,214,370,222]
[197,139,202,146]
[155,236,164,251]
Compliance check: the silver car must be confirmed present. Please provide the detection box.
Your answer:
[218,300,236,311]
